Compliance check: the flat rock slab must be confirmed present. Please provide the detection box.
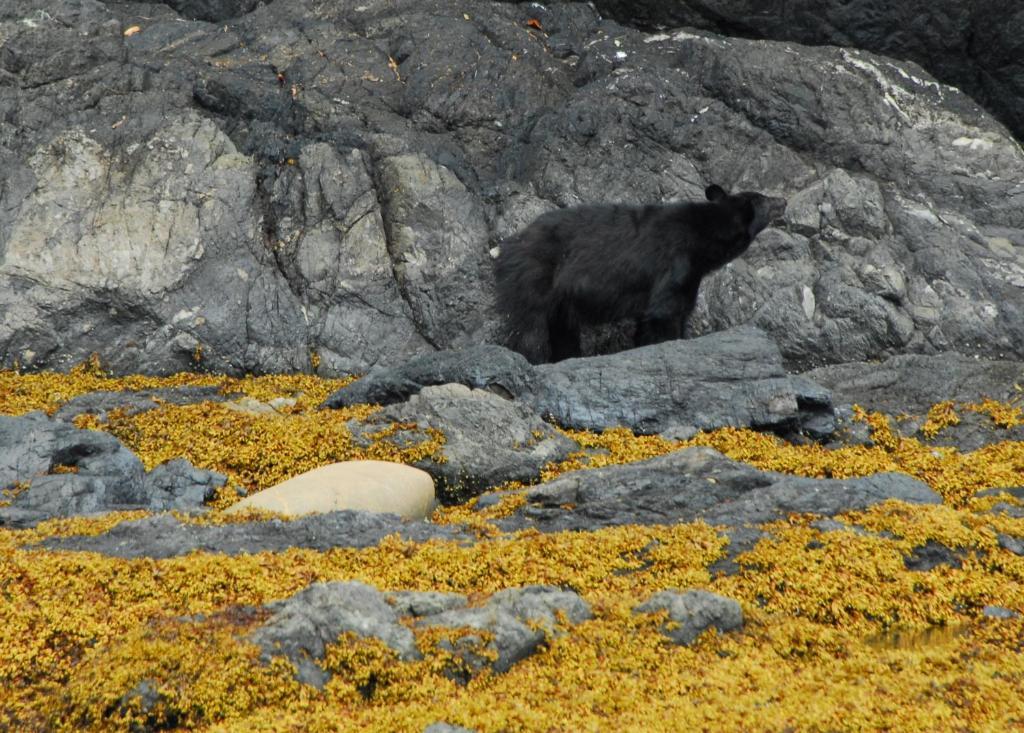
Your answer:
[225,460,436,520]
[497,446,941,536]
[321,344,536,409]
[803,353,1024,414]
[327,328,835,438]
[526,327,834,436]
[39,510,474,559]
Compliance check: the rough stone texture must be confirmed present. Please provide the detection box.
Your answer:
[0,412,227,525]
[525,327,835,436]
[141,458,227,512]
[328,329,835,438]
[586,0,1024,143]
[374,384,578,499]
[903,541,966,572]
[498,446,942,535]
[2,0,1023,373]
[634,589,744,645]
[423,724,476,733]
[998,534,1024,557]
[804,353,1024,415]
[320,345,536,409]
[386,591,468,618]
[53,386,235,422]
[418,585,592,676]
[0,411,145,525]
[40,510,474,558]
[224,460,437,520]
[249,581,420,689]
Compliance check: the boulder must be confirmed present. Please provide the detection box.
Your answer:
[634,589,744,646]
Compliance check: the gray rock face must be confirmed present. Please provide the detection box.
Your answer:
[418,585,592,676]
[804,353,1024,415]
[2,0,1023,373]
[321,344,536,409]
[587,0,1024,143]
[499,446,941,535]
[248,582,589,688]
[40,510,475,558]
[249,581,421,689]
[0,412,226,525]
[634,589,744,645]
[327,329,835,439]
[141,458,227,512]
[375,384,578,499]
[0,411,146,526]
[526,327,835,436]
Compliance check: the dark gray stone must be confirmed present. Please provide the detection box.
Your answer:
[249,581,420,689]
[587,0,1024,142]
[418,585,592,676]
[2,0,1023,374]
[39,510,475,558]
[524,327,834,436]
[903,541,965,571]
[0,411,146,526]
[634,589,744,645]
[141,458,227,511]
[321,344,536,409]
[804,354,1024,415]
[373,383,577,499]
[498,447,940,536]
[998,534,1024,557]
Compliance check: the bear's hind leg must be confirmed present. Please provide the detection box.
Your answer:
[549,301,582,362]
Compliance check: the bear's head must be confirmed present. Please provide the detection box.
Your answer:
[705,184,787,240]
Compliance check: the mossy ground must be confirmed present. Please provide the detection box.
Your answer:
[2,366,1024,731]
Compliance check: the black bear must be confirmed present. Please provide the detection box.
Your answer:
[494,185,787,363]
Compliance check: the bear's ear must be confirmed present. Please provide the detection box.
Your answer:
[705,184,726,202]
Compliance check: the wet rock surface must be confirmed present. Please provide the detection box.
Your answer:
[328,328,836,438]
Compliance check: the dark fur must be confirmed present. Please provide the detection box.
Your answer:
[494,185,786,363]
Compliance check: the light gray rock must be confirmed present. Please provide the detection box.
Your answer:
[53,386,235,422]
[634,589,744,645]
[375,383,578,499]
[982,605,1021,620]
[249,581,421,689]
[423,724,476,733]
[418,585,592,677]
[142,459,227,512]
[525,327,835,436]
[386,591,468,618]
[998,534,1024,557]
[0,411,146,526]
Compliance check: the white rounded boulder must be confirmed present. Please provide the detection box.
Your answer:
[225,460,436,520]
